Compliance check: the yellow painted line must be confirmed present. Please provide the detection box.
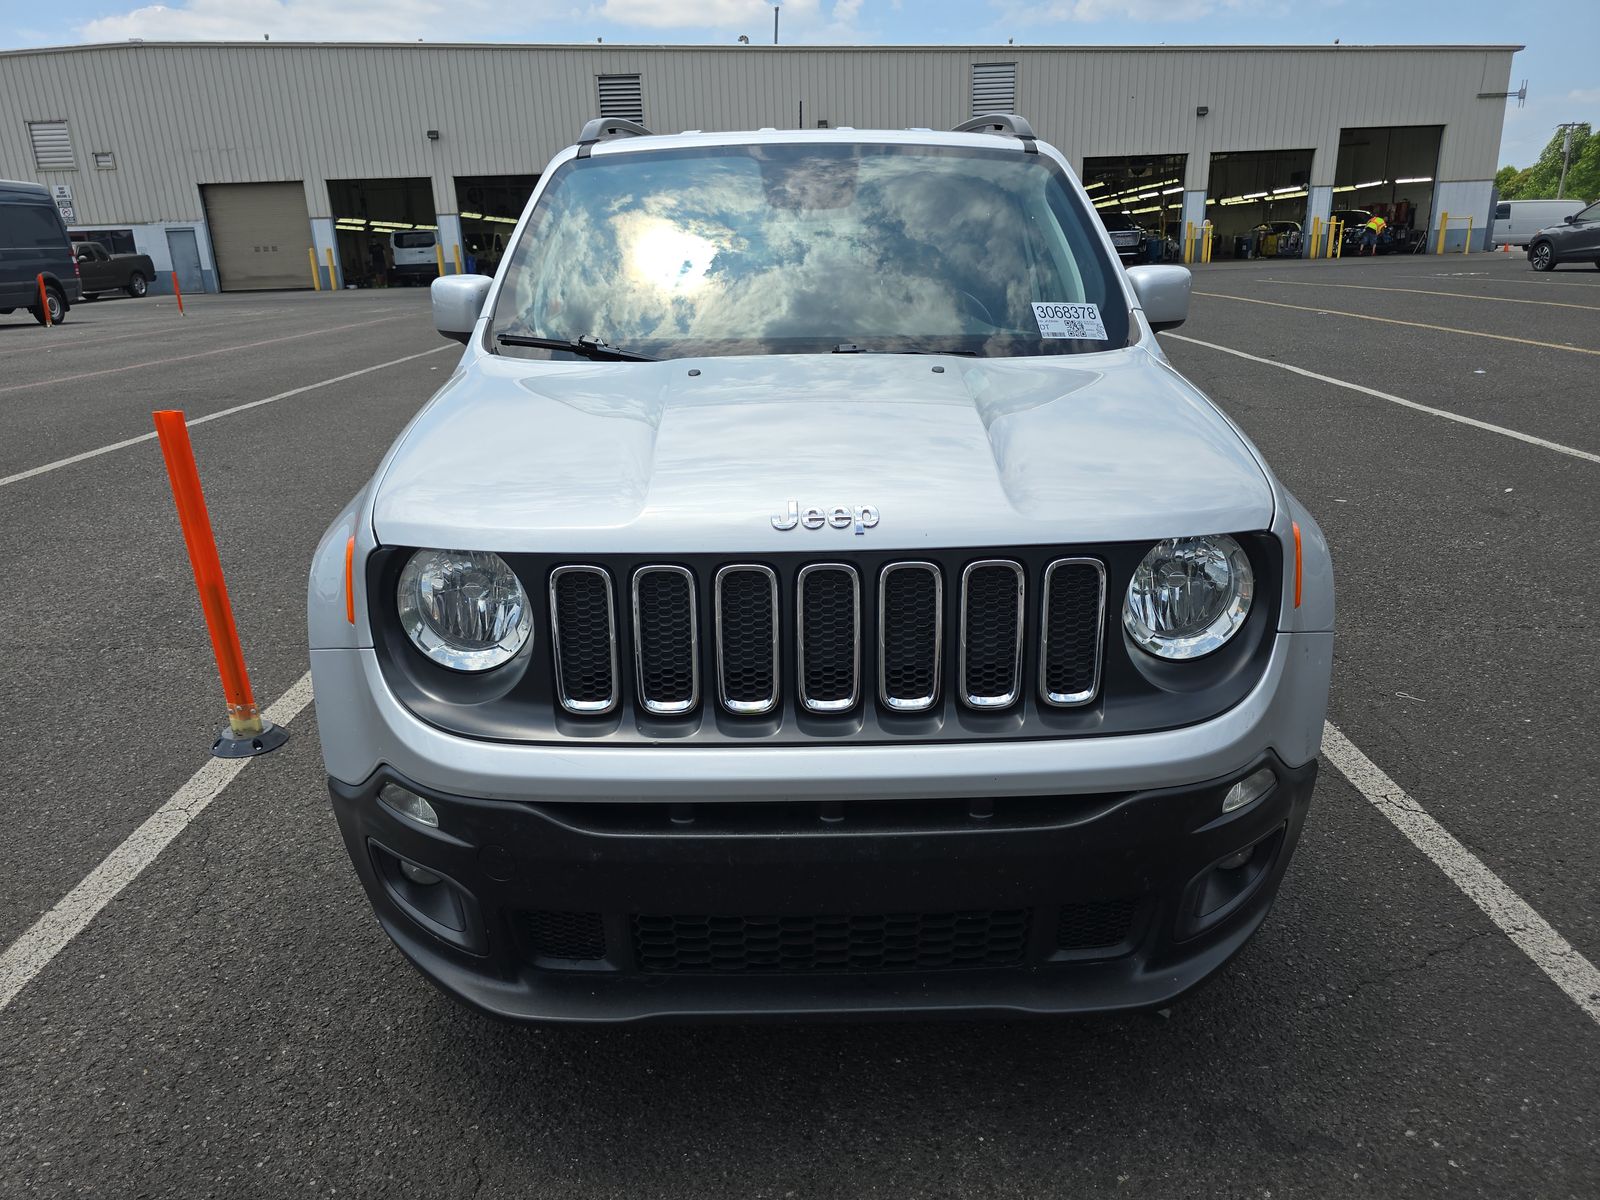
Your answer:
[1192,291,1600,357]
[1252,277,1600,312]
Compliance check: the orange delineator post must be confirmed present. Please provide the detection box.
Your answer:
[36,274,52,327]
[152,410,287,756]
[171,272,185,316]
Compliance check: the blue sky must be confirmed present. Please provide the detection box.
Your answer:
[3,1,1595,166]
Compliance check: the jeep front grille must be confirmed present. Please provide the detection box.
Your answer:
[715,565,779,715]
[878,562,941,711]
[632,566,698,715]
[549,566,618,714]
[544,555,1106,723]
[1041,559,1106,707]
[960,560,1025,707]
[797,563,861,713]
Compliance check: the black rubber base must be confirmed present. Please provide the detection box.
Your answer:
[211,721,290,759]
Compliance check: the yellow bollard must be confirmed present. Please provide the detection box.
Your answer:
[435,243,446,278]
[1309,217,1321,259]
[1436,212,1449,256]
[308,246,321,291]
[453,244,463,275]
[325,246,338,289]
[1202,222,1213,264]
[1463,216,1473,255]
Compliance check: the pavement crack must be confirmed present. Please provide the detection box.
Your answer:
[1308,928,1496,1013]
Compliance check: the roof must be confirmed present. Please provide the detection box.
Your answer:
[0,40,1526,58]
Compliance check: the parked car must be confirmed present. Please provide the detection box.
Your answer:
[1493,198,1585,248]
[73,240,156,299]
[0,179,79,324]
[1097,210,1147,264]
[390,230,440,285]
[1526,199,1600,271]
[308,115,1334,1024]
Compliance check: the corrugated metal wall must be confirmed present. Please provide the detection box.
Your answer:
[0,42,1516,227]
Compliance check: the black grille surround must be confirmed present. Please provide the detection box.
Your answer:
[369,536,1282,746]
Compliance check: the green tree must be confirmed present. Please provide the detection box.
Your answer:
[1499,124,1599,201]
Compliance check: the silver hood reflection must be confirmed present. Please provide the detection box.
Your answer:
[371,346,1274,554]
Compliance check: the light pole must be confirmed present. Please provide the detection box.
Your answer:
[1555,122,1581,199]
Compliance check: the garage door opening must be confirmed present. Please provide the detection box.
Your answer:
[1334,126,1442,255]
[1083,154,1186,263]
[328,177,436,288]
[455,175,538,277]
[201,181,312,291]
[1206,150,1313,259]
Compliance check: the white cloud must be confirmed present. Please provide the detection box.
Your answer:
[79,0,509,42]
[597,0,820,29]
[593,0,865,40]
[991,0,1267,21]
[1566,88,1600,108]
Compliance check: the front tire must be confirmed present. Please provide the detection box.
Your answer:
[30,285,66,325]
[125,272,148,298]
[1530,242,1555,271]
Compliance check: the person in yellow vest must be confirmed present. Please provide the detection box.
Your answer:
[1361,213,1388,256]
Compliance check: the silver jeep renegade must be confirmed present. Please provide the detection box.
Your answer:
[308,116,1334,1023]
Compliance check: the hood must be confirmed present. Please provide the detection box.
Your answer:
[371,347,1274,554]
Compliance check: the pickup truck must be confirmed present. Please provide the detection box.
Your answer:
[73,241,155,299]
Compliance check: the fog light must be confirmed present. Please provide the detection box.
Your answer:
[400,861,442,886]
[380,783,439,828]
[1222,767,1275,813]
[1217,847,1253,871]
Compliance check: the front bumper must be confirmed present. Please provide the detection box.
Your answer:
[331,757,1315,1022]
[314,629,1330,1021]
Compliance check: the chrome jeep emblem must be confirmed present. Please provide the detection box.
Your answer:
[771,500,880,535]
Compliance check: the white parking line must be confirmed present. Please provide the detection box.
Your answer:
[0,344,451,490]
[1322,722,1600,1027]
[1164,333,1600,466]
[0,672,314,1013]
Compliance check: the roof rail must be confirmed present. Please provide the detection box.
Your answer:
[575,116,655,157]
[953,113,1038,152]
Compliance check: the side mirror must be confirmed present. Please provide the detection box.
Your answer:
[1126,264,1191,333]
[431,274,493,345]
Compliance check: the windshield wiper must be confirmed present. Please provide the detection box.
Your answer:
[495,333,656,362]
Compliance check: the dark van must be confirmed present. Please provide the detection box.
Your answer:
[1,179,80,324]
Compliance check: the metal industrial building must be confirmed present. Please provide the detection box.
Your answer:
[0,41,1520,292]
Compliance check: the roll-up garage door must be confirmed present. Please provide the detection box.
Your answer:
[200,182,312,291]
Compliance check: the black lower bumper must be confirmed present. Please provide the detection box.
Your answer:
[328,757,1316,1023]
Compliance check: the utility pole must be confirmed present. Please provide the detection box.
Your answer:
[1555,122,1580,199]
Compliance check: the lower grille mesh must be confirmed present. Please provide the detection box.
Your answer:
[1055,899,1139,951]
[633,909,1030,974]
[524,910,607,961]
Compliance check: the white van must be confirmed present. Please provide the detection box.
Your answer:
[1492,199,1584,248]
[390,229,439,285]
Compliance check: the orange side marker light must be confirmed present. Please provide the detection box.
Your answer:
[1291,521,1303,608]
[344,535,357,625]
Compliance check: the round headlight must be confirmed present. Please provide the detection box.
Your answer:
[1123,535,1254,660]
[397,549,531,671]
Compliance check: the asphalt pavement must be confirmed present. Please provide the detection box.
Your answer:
[1,256,1598,1198]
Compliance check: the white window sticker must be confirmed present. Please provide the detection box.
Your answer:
[1032,301,1106,341]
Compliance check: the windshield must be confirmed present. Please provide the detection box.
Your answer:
[490,141,1129,359]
